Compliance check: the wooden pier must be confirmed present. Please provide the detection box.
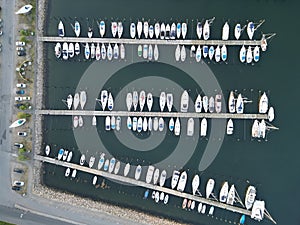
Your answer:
[36,109,268,120]
[34,155,276,224]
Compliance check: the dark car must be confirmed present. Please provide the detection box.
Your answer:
[14,103,24,108]
[13,168,24,173]
[12,186,21,191]
[17,50,26,56]
[16,90,25,95]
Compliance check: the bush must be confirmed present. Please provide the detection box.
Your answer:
[17,112,31,119]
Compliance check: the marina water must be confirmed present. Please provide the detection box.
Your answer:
[42,0,300,224]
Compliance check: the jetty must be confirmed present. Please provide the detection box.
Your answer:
[34,154,277,224]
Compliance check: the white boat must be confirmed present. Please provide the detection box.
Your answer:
[117,22,123,38]
[160,23,166,39]
[71,169,77,178]
[99,20,105,37]
[253,46,260,62]
[95,43,101,60]
[66,151,73,162]
[143,44,148,59]
[149,25,154,38]
[194,95,202,113]
[236,93,244,114]
[100,90,108,110]
[65,167,70,177]
[159,170,167,187]
[181,23,187,39]
[15,4,33,15]
[132,117,137,131]
[268,107,275,122]
[45,145,50,156]
[105,116,111,130]
[203,45,208,58]
[169,118,174,131]
[228,91,235,113]
[110,116,116,130]
[137,21,143,39]
[111,22,117,37]
[148,44,153,60]
[259,92,268,114]
[164,194,169,204]
[180,45,186,62]
[107,43,113,61]
[175,45,180,62]
[139,90,146,111]
[143,21,149,38]
[127,117,132,130]
[62,42,68,60]
[180,90,189,112]
[198,203,202,213]
[67,94,73,109]
[247,21,255,40]
[208,46,214,60]
[206,178,215,198]
[200,118,207,137]
[165,24,170,39]
[73,93,79,110]
[132,91,138,111]
[209,96,215,113]
[107,92,114,111]
[252,119,260,138]
[146,92,153,111]
[120,43,125,60]
[259,119,266,139]
[182,198,187,209]
[137,45,142,57]
[78,115,83,127]
[176,23,181,39]
[137,117,143,132]
[126,92,133,111]
[219,181,229,203]
[116,116,121,131]
[158,117,164,131]
[92,176,97,185]
[74,43,80,55]
[113,43,119,59]
[151,191,156,199]
[246,46,253,63]
[166,93,173,112]
[196,22,202,39]
[191,201,195,210]
[203,20,210,40]
[103,159,109,171]
[80,91,87,110]
[221,45,227,61]
[154,44,159,61]
[187,118,194,136]
[196,45,202,62]
[58,20,65,37]
[159,92,166,112]
[251,200,265,221]
[108,157,116,173]
[153,168,160,185]
[234,23,241,40]
[245,185,256,210]
[87,27,93,38]
[101,43,106,59]
[148,117,152,131]
[135,165,142,180]
[155,191,160,203]
[9,118,26,128]
[153,117,159,131]
[130,23,136,39]
[201,204,206,214]
[98,153,105,170]
[124,163,130,176]
[90,43,95,59]
[240,45,246,63]
[215,94,222,113]
[89,156,95,168]
[174,118,181,136]
[79,154,85,165]
[177,171,187,192]
[74,21,80,37]
[227,184,236,205]
[143,117,148,132]
[154,22,160,39]
[114,161,120,174]
[227,119,234,135]
[202,96,209,112]
[222,22,229,40]
[171,170,180,189]
[208,206,214,215]
[84,43,90,59]
[146,165,155,184]
[73,116,79,128]
[192,174,200,195]
[190,45,196,57]
[215,45,221,62]
[54,42,61,58]
[170,23,176,39]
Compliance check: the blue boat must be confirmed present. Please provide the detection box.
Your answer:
[143,189,149,199]
[239,215,245,224]
[58,148,64,160]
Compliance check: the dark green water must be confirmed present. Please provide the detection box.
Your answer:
[42,0,300,224]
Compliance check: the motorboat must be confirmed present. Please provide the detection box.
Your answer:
[208,206,214,215]
[201,204,206,214]
[261,36,268,51]
[258,92,269,113]
[200,118,207,137]
[146,165,155,184]
[202,96,209,112]
[153,117,158,131]
[105,116,111,130]
[252,119,260,138]
[187,118,194,136]
[221,45,227,61]
[190,45,196,57]
[148,117,152,131]
[143,117,147,132]
[240,45,246,63]
[246,46,253,63]
[131,117,136,131]
[92,176,97,185]
[159,92,166,112]
[154,22,160,39]
[180,45,186,62]
[171,170,180,189]
[113,43,119,59]
[62,42,68,60]
[196,22,202,39]
[228,91,235,113]
[203,45,208,58]
[67,94,73,109]
[219,181,229,203]
[195,94,202,112]
[198,203,202,213]
[84,43,90,59]
[107,43,113,60]
[97,153,105,170]
[175,45,180,62]
[234,23,241,40]
[137,21,143,39]
[176,23,181,39]
[101,44,106,59]
[180,90,189,112]
[247,21,255,40]
[120,43,125,60]
[74,21,80,37]
[139,90,146,111]
[45,145,50,156]
[154,44,159,61]
[80,91,87,110]
[165,24,170,39]
[54,42,61,58]
[153,168,160,185]
[174,118,180,136]
[137,117,143,132]
[143,189,149,199]
[143,44,148,59]
[108,157,116,173]
[159,170,167,187]
[100,90,108,110]
[182,198,187,209]
[209,96,215,113]
[227,184,236,205]
[215,45,221,62]
[245,185,256,210]
[170,23,176,39]
[148,44,153,60]
[251,200,265,221]
[99,20,105,37]
[158,117,164,131]
[143,21,149,38]
[137,45,142,57]
[65,167,70,177]
[259,119,266,139]
[126,92,133,111]
[133,91,138,111]
[78,115,83,127]
[268,107,275,122]
[116,116,121,131]
[73,116,79,128]
[107,92,114,111]
[58,20,65,37]
[192,174,200,195]
[169,118,174,131]
[74,42,80,55]
[114,161,120,174]
[155,191,160,203]
[71,169,77,178]
[87,27,93,38]
[9,118,26,128]
[208,46,214,60]
[146,92,153,111]
[206,178,215,198]
[95,43,101,60]
[164,194,169,204]
[111,22,117,37]
[203,20,210,40]
[160,23,166,39]
[222,22,229,40]
[149,25,154,38]
[103,159,109,171]
[89,156,95,168]
[187,200,192,209]
[90,43,95,59]
[226,119,234,135]
[124,163,130,176]
[181,22,187,39]
[236,93,244,114]
[130,22,136,39]
[127,117,132,130]
[67,151,73,162]
[79,154,85,166]
[253,46,260,62]
[215,94,222,113]
[166,93,173,112]
[135,165,142,180]
[15,4,33,15]
[110,116,116,130]
[117,22,123,38]
[151,191,156,199]
[196,45,202,62]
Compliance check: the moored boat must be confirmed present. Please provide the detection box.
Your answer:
[155,22,160,39]
[67,94,73,109]
[137,117,143,133]
[99,20,105,37]
[143,21,149,38]
[192,174,200,195]
[215,45,221,62]
[171,170,180,189]
[111,22,117,37]
[79,154,85,165]
[62,42,68,60]
[221,45,227,61]
[45,145,50,156]
[116,116,121,131]
[180,45,186,62]
[148,117,152,131]
[240,45,246,63]
[208,46,214,60]
[90,43,95,59]
[206,178,215,198]
[126,92,133,111]
[107,92,114,111]
[159,92,166,112]
[153,168,160,185]
[54,42,61,58]
[71,169,77,178]
[202,95,209,113]
[187,118,194,136]
[108,157,116,173]
[139,90,146,111]
[195,94,202,113]
[124,163,130,176]
[180,90,189,112]
[146,92,153,111]
[236,93,244,114]
[176,23,181,39]
[133,91,139,111]
[146,165,155,184]
[98,153,105,170]
[65,167,71,177]
[160,23,166,39]
[153,117,158,131]
[132,117,137,131]
[159,170,167,187]
[174,118,180,136]
[95,43,101,60]
[169,118,174,131]
[259,92,268,114]
[135,165,142,180]
[58,20,65,37]
[120,43,125,60]
[228,91,235,113]
[149,25,154,38]
[74,21,80,37]
[227,119,234,135]
[84,43,90,59]
[247,21,255,40]
[127,117,132,130]
[103,159,109,171]
[105,116,111,130]
[196,45,202,62]
[219,181,229,203]
[165,24,170,39]
[215,94,222,113]
[130,22,136,39]
[148,44,153,60]
[234,23,241,40]
[166,93,173,112]
[170,23,176,39]
[245,185,256,210]
[259,119,266,139]
[110,116,116,130]
[143,117,148,132]
[175,45,180,62]
[92,176,97,185]
[222,22,229,40]
[73,116,79,128]
[227,184,236,205]
[67,151,73,162]
[246,46,253,63]
[75,42,80,55]
[101,43,106,59]
[252,119,260,138]
[203,20,210,40]
[251,200,265,221]
[113,43,119,59]
[253,46,260,62]
[80,91,87,110]
[137,21,143,39]
[154,44,159,61]
[114,161,120,174]
[158,117,164,132]
[100,90,108,110]
[200,118,207,137]
[268,106,275,122]
[107,43,113,61]
[203,45,208,58]
[89,156,95,168]
[181,22,187,39]
[196,22,202,39]
[143,44,148,59]
[209,96,215,113]
[117,22,123,38]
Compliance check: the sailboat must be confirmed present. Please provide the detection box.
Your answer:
[187,118,194,136]
[159,170,167,187]
[227,185,236,205]
[200,118,207,137]
[180,45,186,62]
[99,20,105,37]
[130,22,136,39]
[169,118,174,131]
[192,174,200,195]
[181,23,187,39]
[202,96,209,112]
[159,92,166,112]
[111,22,117,37]
[137,21,143,39]
[180,90,189,112]
[143,21,149,38]
[219,181,229,203]
[195,94,202,112]
[208,46,214,60]
[139,90,146,111]
[58,20,65,37]
[234,23,242,40]
[155,22,160,39]
[253,46,260,62]
[196,22,202,39]
[132,91,138,111]
[252,119,260,138]
[174,118,181,136]
[135,165,142,180]
[80,91,87,110]
[236,93,244,114]
[222,22,229,40]
[175,45,180,62]
[240,45,246,63]
[177,171,188,192]
[245,185,256,209]
[206,178,215,198]
[259,119,266,139]
[176,23,181,39]
[171,170,180,189]
[66,94,73,109]
[247,21,255,40]
[146,92,153,111]
[74,21,80,37]
[117,22,123,38]
[100,90,108,110]
[203,20,210,40]
[74,42,80,55]
[126,92,133,111]
[226,119,234,135]
[107,92,114,111]
[166,93,173,112]
[54,43,61,58]
[221,45,227,61]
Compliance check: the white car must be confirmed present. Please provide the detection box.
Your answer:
[13,181,25,187]
[22,96,30,101]
[16,47,25,51]
[16,41,26,47]
[16,83,26,88]
[15,96,22,101]
[17,132,27,137]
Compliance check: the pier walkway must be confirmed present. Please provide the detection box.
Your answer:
[34,155,276,224]
[39,36,263,47]
[36,109,268,120]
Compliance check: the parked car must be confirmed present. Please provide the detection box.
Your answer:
[13,181,25,187]
[14,143,24,148]
[16,47,25,51]
[12,186,21,191]
[17,50,26,56]
[15,96,22,101]
[16,90,25,95]
[17,132,27,137]
[16,83,26,88]
[14,103,24,108]
[16,41,26,46]
[22,96,30,101]
[13,168,24,173]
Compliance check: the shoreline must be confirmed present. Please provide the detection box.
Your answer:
[33,2,186,225]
